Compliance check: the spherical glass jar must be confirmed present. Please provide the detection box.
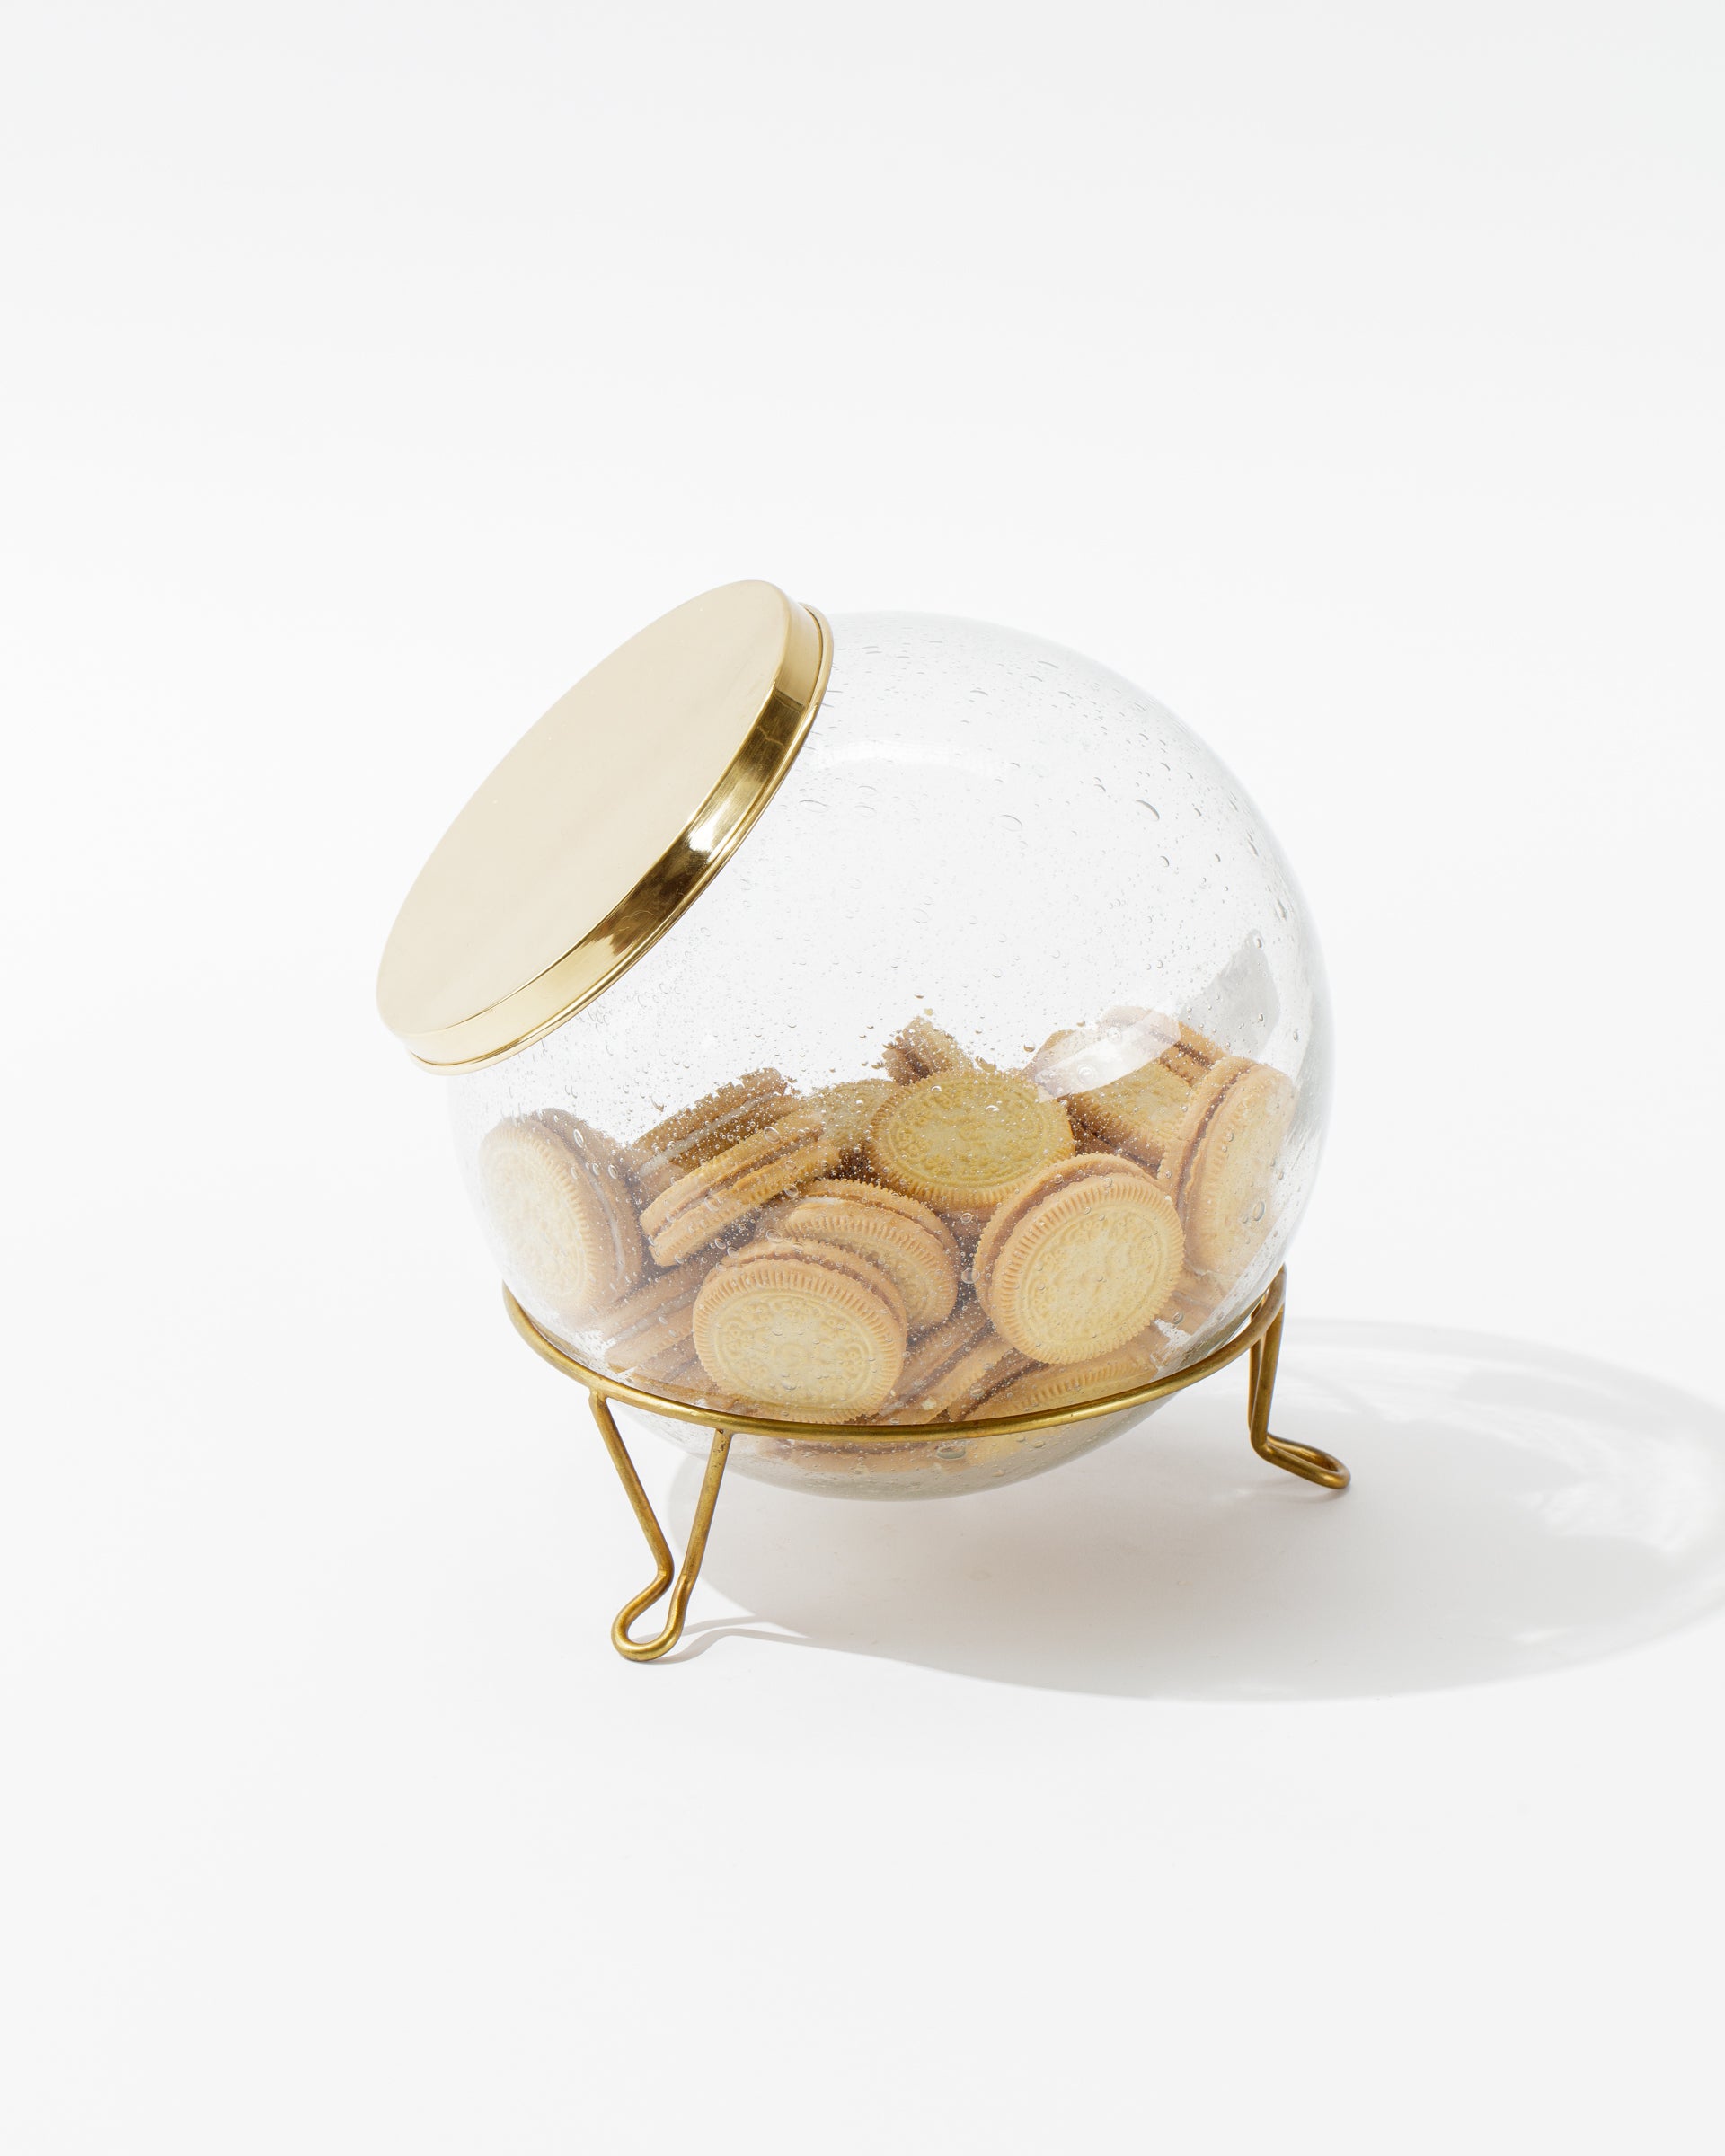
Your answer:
[383,587,1331,1500]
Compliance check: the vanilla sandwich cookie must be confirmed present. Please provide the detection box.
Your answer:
[874,1299,1031,1423]
[639,1105,839,1267]
[880,1016,977,1085]
[1162,1265,1228,1336]
[1066,1056,1193,1170]
[782,1180,961,1331]
[1174,1060,1295,1278]
[974,1153,1183,1364]
[1146,1056,1262,1205]
[1061,1019,1296,1286]
[969,1332,1172,1419]
[620,1070,795,1205]
[809,1079,899,1167]
[479,1112,646,1325]
[1055,1014,1234,1174]
[867,1069,1074,1232]
[1159,1024,1227,1086]
[692,1237,907,1420]
[593,1254,721,1383]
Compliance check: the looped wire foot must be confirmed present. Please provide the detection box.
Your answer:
[1248,1305,1349,1490]
[589,1394,731,1661]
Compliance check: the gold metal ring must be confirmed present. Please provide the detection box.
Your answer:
[506,1266,1292,1442]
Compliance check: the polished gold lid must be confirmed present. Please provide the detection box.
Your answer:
[377,580,832,1070]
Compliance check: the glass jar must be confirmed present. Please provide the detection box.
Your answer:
[379,584,1329,1499]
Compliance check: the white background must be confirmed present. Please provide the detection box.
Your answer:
[4,4,1723,2149]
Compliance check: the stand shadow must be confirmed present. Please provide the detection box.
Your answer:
[652,1321,1725,1699]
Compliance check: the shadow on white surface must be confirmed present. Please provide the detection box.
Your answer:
[650,1321,1725,1698]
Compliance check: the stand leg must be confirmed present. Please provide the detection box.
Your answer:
[1247,1303,1349,1490]
[589,1393,732,1662]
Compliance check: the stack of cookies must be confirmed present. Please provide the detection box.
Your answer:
[478,1009,1296,1433]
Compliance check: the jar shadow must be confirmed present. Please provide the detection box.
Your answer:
[654,1322,1725,1700]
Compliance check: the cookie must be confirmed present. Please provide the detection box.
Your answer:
[1069,1040,1269,1211]
[809,1079,899,1164]
[1163,1265,1227,1335]
[479,1112,645,1324]
[888,1296,986,1392]
[875,1299,1031,1423]
[880,1016,977,1085]
[1064,1054,1196,1172]
[593,1255,720,1383]
[639,1104,838,1267]
[1175,1059,1296,1277]
[750,1190,809,1241]
[969,1333,1172,1419]
[974,1153,1184,1363]
[1148,1055,1260,1202]
[781,1180,961,1331]
[1156,1020,1226,1087]
[621,1069,795,1204]
[692,1237,907,1419]
[867,1070,1074,1230]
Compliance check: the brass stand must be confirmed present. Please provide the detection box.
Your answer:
[505,1267,1348,1663]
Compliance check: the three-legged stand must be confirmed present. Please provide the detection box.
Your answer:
[576,1270,1348,1664]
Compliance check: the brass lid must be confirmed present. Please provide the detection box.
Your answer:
[377,581,832,1070]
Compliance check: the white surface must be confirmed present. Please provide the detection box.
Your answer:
[3,4,1722,2151]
